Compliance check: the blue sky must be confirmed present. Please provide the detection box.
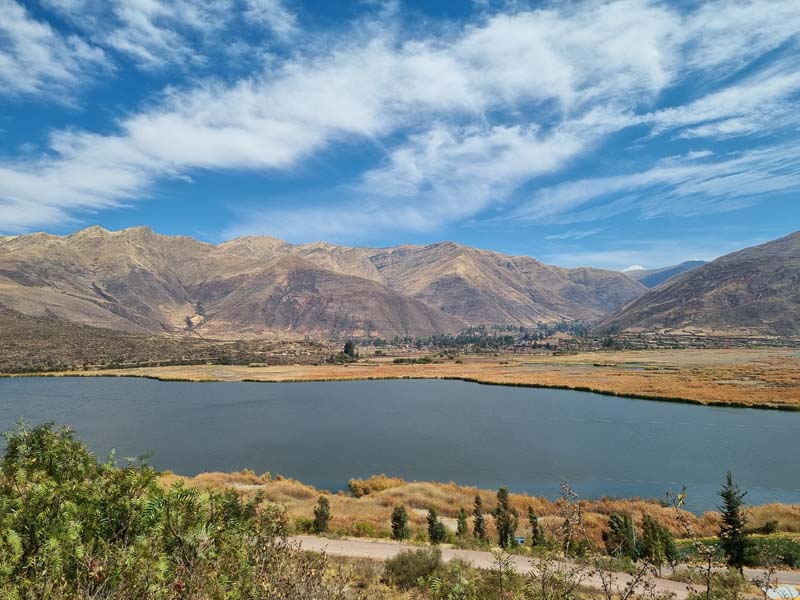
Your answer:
[1,0,799,270]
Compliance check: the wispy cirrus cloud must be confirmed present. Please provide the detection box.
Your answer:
[545,229,603,241]
[40,0,298,69]
[514,144,800,225]
[1,0,800,239]
[0,0,108,98]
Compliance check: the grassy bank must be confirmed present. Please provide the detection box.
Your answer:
[165,471,800,565]
[7,347,800,410]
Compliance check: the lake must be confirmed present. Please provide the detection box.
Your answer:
[1,376,797,512]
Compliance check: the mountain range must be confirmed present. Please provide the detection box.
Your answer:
[2,227,798,339]
[601,232,800,337]
[0,227,644,339]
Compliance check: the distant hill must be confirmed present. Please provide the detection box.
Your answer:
[601,232,800,336]
[624,261,707,288]
[0,227,645,339]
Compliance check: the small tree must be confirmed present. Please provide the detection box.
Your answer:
[391,505,410,540]
[473,495,487,541]
[456,507,469,537]
[313,495,331,533]
[528,506,545,547]
[640,514,676,576]
[427,508,446,545]
[494,486,518,548]
[343,340,357,358]
[604,513,637,559]
[718,471,748,574]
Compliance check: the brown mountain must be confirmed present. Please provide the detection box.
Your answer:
[0,226,645,338]
[223,239,646,326]
[599,232,800,336]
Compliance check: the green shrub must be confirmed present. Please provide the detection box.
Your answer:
[0,422,349,599]
[295,517,315,533]
[353,521,377,537]
[313,495,331,533]
[384,547,442,590]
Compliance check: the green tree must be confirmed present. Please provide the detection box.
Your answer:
[494,486,518,548]
[391,505,410,540]
[640,514,676,576]
[528,506,545,547]
[313,495,331,533]
[427,508,446,545]
[604,513,637,559]
[473,494,487,541]
[456,507,469,537]
[718,471,748,574]
[343,340,357,357]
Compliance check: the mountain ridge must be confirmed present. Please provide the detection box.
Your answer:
[600,232,800,337]
[0,226,645,338]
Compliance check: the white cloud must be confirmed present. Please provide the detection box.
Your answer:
[2,0,800,236]
[545,229,602,241]
[41,0,297,69]
[243,0,297,39]
[647,63,800,139]
[515,144,800,224]
[224,123,587,240]
[681,0,800,75]
[0,0,107,98]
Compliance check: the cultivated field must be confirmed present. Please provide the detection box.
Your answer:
[26,348,800,409]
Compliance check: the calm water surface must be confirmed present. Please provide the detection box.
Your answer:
[1,377,797,512]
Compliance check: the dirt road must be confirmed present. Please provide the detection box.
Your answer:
[293,535,692,598]
[294,535,800,597]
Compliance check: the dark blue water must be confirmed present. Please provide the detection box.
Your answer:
[1,377,797,512]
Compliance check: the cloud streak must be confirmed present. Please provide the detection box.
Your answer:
[0,0,108,98]
[1,0,800,238]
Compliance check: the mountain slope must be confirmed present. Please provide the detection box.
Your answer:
[600,232,800,336]
[0,227,461,338]
[367,242,646,325]
[625,261,707,288]
[0,226,646,338]
[224,239,646,326]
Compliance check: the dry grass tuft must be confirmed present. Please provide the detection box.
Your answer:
[348,474,407,497]
[162,472,800,546]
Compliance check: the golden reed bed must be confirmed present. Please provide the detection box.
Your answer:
[25,348,800,410]
[161,472,800,546]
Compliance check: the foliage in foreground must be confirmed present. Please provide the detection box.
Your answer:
[0,423,352,600]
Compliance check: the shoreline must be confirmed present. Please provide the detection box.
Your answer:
[3,362,800,412]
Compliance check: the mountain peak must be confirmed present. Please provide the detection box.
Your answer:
[601,234,800,336]
[70,225,111,237]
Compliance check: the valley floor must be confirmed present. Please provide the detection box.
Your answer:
[20,348,800,409]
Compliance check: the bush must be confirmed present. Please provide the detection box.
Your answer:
[746,535,800,568]
[313,495,331,533]
[348,474,405,497]
[295,517,315,533]
[0,422,349,599]
[687,569,749,600]
[384,547,442,590]
[353,521,377,537]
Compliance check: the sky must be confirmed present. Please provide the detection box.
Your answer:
[1,0,799,270]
